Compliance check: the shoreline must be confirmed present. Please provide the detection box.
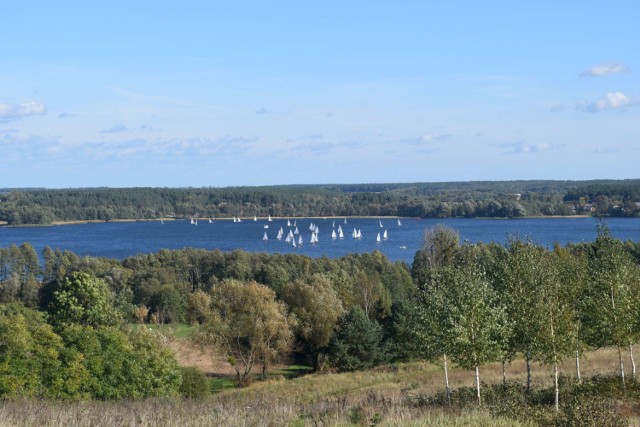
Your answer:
[0,214,602,228]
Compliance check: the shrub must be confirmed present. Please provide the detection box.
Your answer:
[178,367,210,399]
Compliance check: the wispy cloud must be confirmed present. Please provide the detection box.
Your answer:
[395,134,451,145]
[549,104,566,113]
[577,92,639,113]
[255,108,268,115]
[100,124,128,134]
[581,62,629,77]
[57,112,75,118]
[586,146,621,154]
[500,141,561,155]
[0,101,46,120]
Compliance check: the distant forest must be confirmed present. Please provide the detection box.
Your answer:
[1,180,640,225]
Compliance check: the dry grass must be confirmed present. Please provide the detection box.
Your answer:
[0,344,633,426]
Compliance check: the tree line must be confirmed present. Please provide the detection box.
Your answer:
[2,179,639,225]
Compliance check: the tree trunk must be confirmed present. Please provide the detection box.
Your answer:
[618,345,626,386]
[502,360,507,385]
[475,365,481,405]
[526,353,532,393]
[443,354,451,404]
[629,343,636,380]
[553,355,559,412]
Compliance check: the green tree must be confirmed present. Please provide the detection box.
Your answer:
[328,306,385,371]
[280,274,344,371]
[47,272,122,329]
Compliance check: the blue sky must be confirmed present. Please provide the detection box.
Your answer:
[2,1,639,188]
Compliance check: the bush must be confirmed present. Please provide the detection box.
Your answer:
[178,367,210,399]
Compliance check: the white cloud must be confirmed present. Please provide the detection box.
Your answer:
[578,91,638,113]
[0,101,46,120]
[581,62,629,77]
[100,124,128,134]
[500,141,559,154]
[396,134,450,145]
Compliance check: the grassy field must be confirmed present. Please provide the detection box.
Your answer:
[1,326,636,426]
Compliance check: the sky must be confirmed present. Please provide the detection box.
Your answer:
[1,1,639,188]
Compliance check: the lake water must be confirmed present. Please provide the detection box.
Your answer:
[1,217,639,264]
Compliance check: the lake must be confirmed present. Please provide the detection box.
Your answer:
[1,217,639,264]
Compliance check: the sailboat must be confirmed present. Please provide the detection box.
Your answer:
[352,228,357,239]
[356,229,362,239]
[209,217,213,223]
[277,228,283,240]
[287,219,292,227]
[254,216,257,221]
[338,227,344,239]
[298,235,303,246]
[344,218,347,224]
[331,229,337,239]
[397,219,402,226]
[294,220,297,227]
[190,217,195,225]
[379,220,384,228]
[292,237,297,248]
[268,215,273,222]
[294,226,299,235]
[376,232,381,243]
[194,218,198,226]
[263,232,268,242]
[332,220,335,228]
[383,229,388,240]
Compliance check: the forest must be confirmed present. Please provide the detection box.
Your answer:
[1,224,640,424]
[1,179,640,225]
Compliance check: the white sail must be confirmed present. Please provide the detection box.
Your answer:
[285,234,291,243]
[292,237,297,248]
[338,228,344,239]
[383,229,388,240]
[209,217,213,223]
[294,226,299,235]
[331,229,337,239]
[190,217,195,225]
[287,220,291,227]
[337,225,343,234]
[352,228,357,239]
[332,220,335,228]
[379,219,383,228]
[357,229,362,239]
[298,235,303,246]
[264,224,269,229]
[376,232,381,243]
[195,218,198,226]
[344,218,347,224]
[263,232,268,242]
[293,220,297,227]
[268,215,273,222]
[254,216,257,221]
[309,223,314,231]
[277,229,283,240]
[397,219,402,226]
[288,229,294,239]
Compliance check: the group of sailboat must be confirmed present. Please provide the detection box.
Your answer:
[260,217,403,247]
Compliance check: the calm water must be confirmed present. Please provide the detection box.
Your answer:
[1,217,639,264]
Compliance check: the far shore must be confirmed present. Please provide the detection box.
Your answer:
[0,214,604,228]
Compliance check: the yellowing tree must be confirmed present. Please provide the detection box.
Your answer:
[200,280,294,384]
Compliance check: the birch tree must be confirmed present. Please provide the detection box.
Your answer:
[445,249,506,405]
[583,226,640,385]
[531,251,580,411]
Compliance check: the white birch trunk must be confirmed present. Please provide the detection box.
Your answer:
[475,365,481,405]
[502,360,507,385]
[443,354,451,403]
[629,343,636,380]
[553,356,559,412]
[618,345,626,386]
[575,349,581,383]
